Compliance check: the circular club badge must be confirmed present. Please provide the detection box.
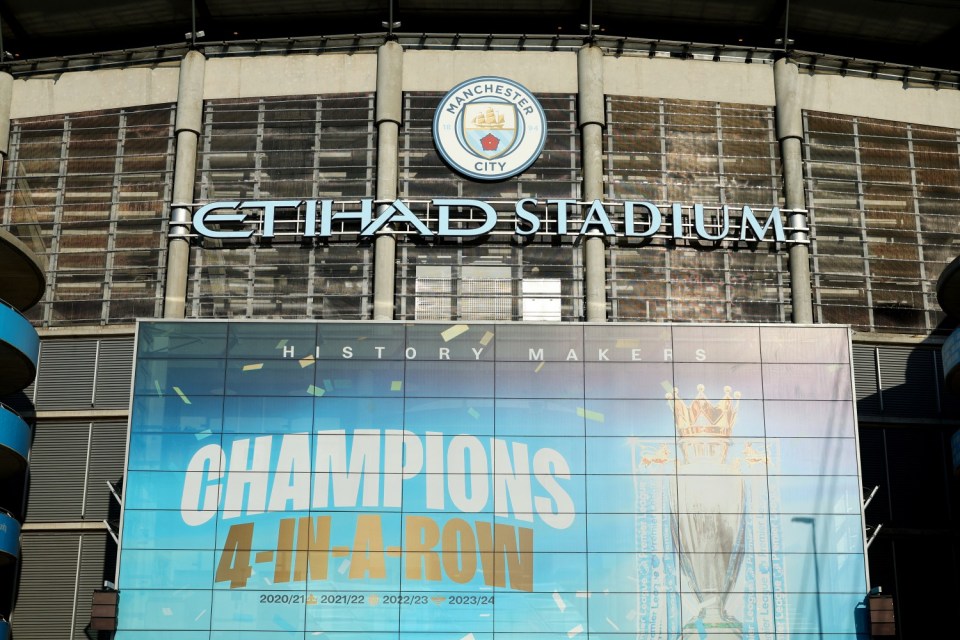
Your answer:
[433,76,547,181]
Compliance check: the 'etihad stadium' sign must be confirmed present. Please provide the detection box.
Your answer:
[188,198,799,244]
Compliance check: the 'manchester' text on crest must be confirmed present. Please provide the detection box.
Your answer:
[433,76,548,181]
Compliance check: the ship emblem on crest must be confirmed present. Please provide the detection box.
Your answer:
[462,103,518,159]
[433,76,547,181]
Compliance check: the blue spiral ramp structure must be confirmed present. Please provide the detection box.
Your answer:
[0,229,44,638]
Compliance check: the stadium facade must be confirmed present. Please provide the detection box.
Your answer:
[1,6,960,640]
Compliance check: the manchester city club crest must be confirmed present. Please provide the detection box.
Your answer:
[433,76,547,181]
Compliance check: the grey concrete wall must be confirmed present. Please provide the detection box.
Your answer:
[403,50,577,93]
[203,53,376,99]
[9,51,960,131]
[603,55,777,106]
[11,66,180,118]
[797,72,960,129]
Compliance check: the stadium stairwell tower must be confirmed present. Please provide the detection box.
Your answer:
[0,228,44,639]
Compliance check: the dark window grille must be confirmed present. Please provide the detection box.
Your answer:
[1,105,175,326]
[804,111,960,334]
[395,92,583,321]
[605,97,788,322]
[187,94,376,319]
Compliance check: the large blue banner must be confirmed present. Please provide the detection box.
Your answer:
[117,322,869,639]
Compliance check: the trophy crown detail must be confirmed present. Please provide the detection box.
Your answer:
[667,384,741,438]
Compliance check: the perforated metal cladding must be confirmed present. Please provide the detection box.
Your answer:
[604,97,788,322]
[0,105,175,327]
[396,93,584,321]
[804,111,960,334]
[188,94,376,319]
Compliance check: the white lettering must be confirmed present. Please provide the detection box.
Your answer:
[223,436,273,519]
[181,444,225,526]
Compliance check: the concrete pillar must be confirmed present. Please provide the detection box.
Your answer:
[163,50,206,318]
[774,57,813,324]
[578,45,607,322]
[373,41,403,321]
[0,72,12,162]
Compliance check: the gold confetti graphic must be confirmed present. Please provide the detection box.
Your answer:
[173,386,191,405]
[307,385,326,397]
[242,363,264,371]
[390,380,403,392]
[299,355,316,368]
[480,331,494,346]
[567,624,584,638]
[441,324,469,342]
[552,591,567,612]
[535,361,545,373]
[576,407,604,423]
[275,339,288,349]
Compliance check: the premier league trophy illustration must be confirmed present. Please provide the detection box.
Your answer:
[667,384,746,639]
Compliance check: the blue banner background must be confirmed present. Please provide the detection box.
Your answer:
[116,322,870,639]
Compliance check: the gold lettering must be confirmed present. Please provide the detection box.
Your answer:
[349,514,386,579]
[293,516,331,582]
[495,523,533,592]
[441,517,477,584]
[405,515,442,581]
[273,518,296,583]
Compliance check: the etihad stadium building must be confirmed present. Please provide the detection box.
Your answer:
[0,2,959,639]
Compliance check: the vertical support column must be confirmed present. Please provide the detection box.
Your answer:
[773,57,813,324]
[163,50,206,318]
[373,41,403,321]
[0,71,12,172]
[579,44,607,322]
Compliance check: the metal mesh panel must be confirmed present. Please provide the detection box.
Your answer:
[1,105,175,327]
[605,97,787,322]
[804,111,960,333]
[399,242,583,321]
[188,94,376,319]
[396,92,583,321]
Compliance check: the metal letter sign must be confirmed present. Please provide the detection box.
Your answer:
[433,76,548,181]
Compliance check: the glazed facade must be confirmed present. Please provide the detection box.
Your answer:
[0,41,958,639]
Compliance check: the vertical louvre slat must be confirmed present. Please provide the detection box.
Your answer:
[14,532,79,639]
[852,344,881,415]
[84,421,128,520]
[35,340,97,410]
[878,345,939,418]
[74,532,109,640]
[26,422,89,522]
[92,338,134,408]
